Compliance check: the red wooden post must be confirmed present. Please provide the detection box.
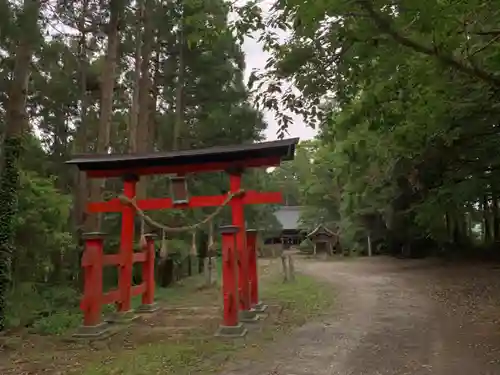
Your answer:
[215,225,247,337]
[117,174,138,315]
[229,171,257,322]
[137,233,159,312]
[247,229,267,313]
[81,233,104,326]
[74,232,109,337]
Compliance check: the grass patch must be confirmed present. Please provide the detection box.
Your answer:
[261,273,334,323]
[5,269,212,336]
[81,268,334,375]
[9,282,179,336]
[1,261,334,375]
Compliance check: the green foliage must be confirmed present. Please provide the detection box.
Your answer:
[298,238,313,253]
[5,282,80,334]
[32,310,82,335]
[0,136,22,331]
[164,238,194,271]
[13,169,74,283]
[248,0,500,255]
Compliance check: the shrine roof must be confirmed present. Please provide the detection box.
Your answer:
[307,225,337,238]
[66,138,299,177]
[274,206,302,230]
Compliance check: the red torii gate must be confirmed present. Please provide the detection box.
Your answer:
[67,138,299,337]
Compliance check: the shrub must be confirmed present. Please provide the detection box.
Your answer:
[298,238,313,253]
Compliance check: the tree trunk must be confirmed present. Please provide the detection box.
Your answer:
[493,194,499,241]
[86,0,124,231]
[467,210,473,239]
[71,0,90,286]
[136,0,154,201]
[452,213,461,245]
[483,195,491,244]
[0,0,40,332]
[148,48,161,151]
[444,212,451,242]
[128,0,143,154]
[159,10,186,282]
[172,8,185,151]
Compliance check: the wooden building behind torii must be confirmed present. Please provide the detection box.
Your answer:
[306,225,340,256]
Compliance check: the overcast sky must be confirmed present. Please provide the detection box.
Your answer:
[238,1,317,142]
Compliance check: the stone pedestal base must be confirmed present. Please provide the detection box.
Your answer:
[239,309,259,323]
[214,323,247,338]
[106,310,138,324]
[72,323,111,339]
[135,303,159,313]
[251,301,268,313]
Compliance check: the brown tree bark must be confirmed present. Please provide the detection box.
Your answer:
[160,8,187,285]
[148,48,161,151]
[137,0,154,154]
[68,0,91,287]
[86,0,125,231]
[444,212,451,242]
[136,0,154,200]
[483,195,491,244]
[72,0,90,237]
[492,193,499,241]
[128,0,144,154]
[173,9,185,151]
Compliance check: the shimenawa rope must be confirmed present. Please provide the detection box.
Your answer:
[119,189,244,257]
[117,188,244,233]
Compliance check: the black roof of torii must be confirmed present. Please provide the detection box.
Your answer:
[66,138,300,174]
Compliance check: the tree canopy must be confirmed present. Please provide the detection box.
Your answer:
[257,0,500,255]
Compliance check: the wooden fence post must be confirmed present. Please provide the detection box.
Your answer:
[281,252,289,282]
[288,254,295,281]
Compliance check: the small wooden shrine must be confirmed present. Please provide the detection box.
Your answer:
[306,225,339,256]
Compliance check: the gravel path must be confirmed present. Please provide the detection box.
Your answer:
[221,256,500,375]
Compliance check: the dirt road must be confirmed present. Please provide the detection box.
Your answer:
[221,257,500,375]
